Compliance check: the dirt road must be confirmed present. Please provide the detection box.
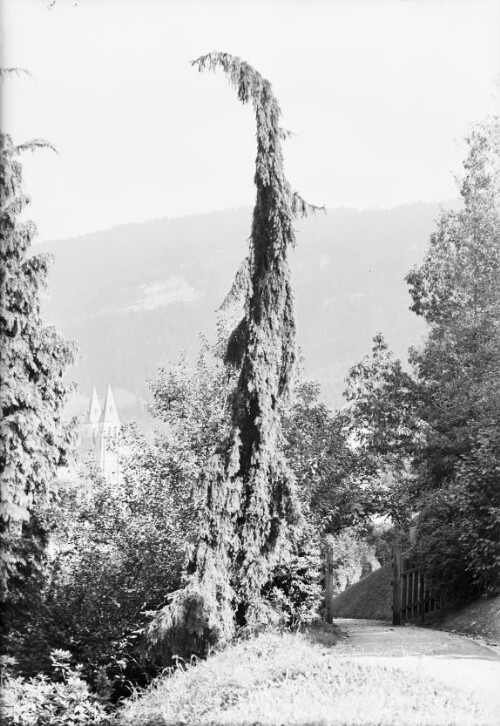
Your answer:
[331,618,500,723]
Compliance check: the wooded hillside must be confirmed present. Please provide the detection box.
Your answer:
[38,203,448,423]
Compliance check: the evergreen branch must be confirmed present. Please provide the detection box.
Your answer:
[15,139,58,155]
[0,68,32,81]
[191,52,278,113]
[218,252,253,312]
[224,318,248,369]
[290,191,325,218]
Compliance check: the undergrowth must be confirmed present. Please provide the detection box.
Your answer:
[0,650,115,725]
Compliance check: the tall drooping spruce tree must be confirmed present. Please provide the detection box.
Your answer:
[0,132,77,631]
[146,53,318,659]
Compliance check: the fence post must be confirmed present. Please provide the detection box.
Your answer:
[324,539,335,624]
[402,557,408,623]
[419,571,425,623]
[392,544,401,625]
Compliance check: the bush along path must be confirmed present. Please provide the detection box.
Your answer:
[118,619,500,726]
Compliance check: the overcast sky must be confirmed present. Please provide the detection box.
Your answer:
[2,0,499,242]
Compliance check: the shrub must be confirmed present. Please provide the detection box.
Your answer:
[262,529,323,629]
[0,650,115,726]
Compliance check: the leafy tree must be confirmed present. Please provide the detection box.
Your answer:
[283,380,387,534]
[406,117,500,596]
[144,335,234,536]
[342,333,419,528]
[344,335,418,468]
[0,131,76,633]
[145,53,320,660]
[345,117,500,597]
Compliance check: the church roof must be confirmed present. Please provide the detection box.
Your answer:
[99,384,121,424]
[86,385,102,424]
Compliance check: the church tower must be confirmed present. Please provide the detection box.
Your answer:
[97,385,121,484]
[80,385,102,463]
[80,385,121,484]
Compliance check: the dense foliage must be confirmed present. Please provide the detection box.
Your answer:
[0,132,76,634]
[345,118,500,599]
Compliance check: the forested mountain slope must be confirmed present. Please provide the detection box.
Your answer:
[38,203,449,425]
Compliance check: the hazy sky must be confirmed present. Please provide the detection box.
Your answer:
[2,0,499,241]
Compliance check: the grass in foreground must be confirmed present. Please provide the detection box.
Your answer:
[118,623,489,726]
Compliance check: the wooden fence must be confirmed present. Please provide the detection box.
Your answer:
[392,547,442,625]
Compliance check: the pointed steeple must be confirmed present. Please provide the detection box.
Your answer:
[99,384,121,424]
[86,385,102,424]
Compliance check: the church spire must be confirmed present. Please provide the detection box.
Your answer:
[99,384,121,424]
[86,385,102,424]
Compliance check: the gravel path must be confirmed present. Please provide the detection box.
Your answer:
[332,618,499,658]
[331,618,500,723]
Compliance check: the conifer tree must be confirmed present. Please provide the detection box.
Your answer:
[0,131,77,629]
[146,53,319,659]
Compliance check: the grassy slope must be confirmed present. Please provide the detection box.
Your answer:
[434,595,500,643]
[118,624,490,726]
[329,564,393,620]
